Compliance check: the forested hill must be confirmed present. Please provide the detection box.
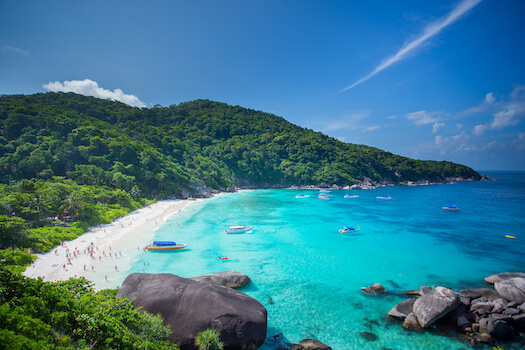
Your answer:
[0,92,479,198]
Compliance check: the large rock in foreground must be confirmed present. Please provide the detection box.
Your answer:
[190,270,251,289]
[413,286,460,328]
[494,277,525,304]
[117,273,267,350]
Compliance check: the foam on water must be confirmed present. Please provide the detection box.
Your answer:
[129,172,525,349]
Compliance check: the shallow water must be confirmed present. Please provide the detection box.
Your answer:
[128,171,525,349]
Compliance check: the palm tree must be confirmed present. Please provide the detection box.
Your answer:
[59,193,83,220]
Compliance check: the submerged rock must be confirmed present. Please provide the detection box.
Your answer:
[413,286,460,328]
[117,273,267,350]
[190,270,252,289]
[359,331,378,341]
[298,338,332,350]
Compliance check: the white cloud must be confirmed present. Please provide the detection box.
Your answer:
[485,92,496,104]
[363,125,380,132]
[406,110,443,125]
[434,131,474,153]
[323,110,374,132]
[456,123,464,129]
[1,45,29,56]
[432,122,445,133]
[43,79,146,108]
[341,0,482,92]
[470,85,525,135]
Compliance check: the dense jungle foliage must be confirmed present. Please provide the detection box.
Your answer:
[0,269,179,349]
[0,92,479,198]
[0,92,480,348]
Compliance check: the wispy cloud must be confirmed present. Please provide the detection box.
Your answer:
[405,110,445,125]
[1,45,30,56]
[43,79,146,108]
[341,0,482,92]
[323,110,379,133]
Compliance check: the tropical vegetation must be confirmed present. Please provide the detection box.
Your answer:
[0,92,480,348]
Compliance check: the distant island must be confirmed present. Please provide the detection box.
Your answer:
[0,92,480,199]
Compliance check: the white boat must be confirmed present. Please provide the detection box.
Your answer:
[145,241,187,251]
[225,225,254,233]
[442,205,460,211]
[376,196,394,200]
[344,194,359,198]
[295,194,310,198]
[338,226,360,233]
[318,195,330,200]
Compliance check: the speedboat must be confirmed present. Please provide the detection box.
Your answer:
[225,225,253,233]
[295,194,310,198]
[145,241,187,251]
[442,205,460,211]
[318,195,330,200]
[338,226,360,233]
[376,196,394,200]
[344,194,359,198]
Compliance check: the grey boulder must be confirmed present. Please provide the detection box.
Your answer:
[413,286,460,328]
[117,273,267,350]
[484,272,525,284]
[190,270,252,289]
[388,297,417,319]
[494,277,525,303]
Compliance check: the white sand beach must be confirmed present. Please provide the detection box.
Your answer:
[23,199,199,290]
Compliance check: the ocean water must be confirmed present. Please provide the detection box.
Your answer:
[129,171,525,349]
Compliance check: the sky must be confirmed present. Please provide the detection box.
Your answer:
[1,0,524,171]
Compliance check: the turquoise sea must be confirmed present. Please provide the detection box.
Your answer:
[129,171,525,349]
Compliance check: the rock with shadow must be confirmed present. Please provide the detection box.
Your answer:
[117,272,267,350]
[413,286,460,328]
[190,270,252,289]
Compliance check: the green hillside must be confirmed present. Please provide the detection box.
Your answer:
[0,92,479,198]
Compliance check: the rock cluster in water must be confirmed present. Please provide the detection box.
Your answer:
[387,272,525,347]
[117,272,266,350]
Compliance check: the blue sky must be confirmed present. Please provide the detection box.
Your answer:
[1,0,524,171]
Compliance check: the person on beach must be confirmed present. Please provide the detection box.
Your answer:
[115,265,118,271]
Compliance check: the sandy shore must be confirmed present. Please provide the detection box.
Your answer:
[23,199,199,290]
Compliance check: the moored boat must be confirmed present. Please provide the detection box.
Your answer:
[295,194,310,198]
[376,195,394,200]
[344,194,359,198]
[145,241,187,251]
[225,225,253,233]
[338,226,360,233]
[442,205,460,211]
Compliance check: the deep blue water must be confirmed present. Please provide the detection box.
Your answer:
[129,171,525,349]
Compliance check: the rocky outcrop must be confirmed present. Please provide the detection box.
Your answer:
[361,283,387,295]
[387,272,525,345]
[494,277,525,304]
[388,297,417,319]
[484,272,525,284]
[412,287,460,328]
[117,273,267,350]
[190,270,252,289]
